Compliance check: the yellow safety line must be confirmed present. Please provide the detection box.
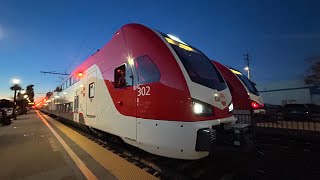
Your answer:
[40,112,158,180]
[36,110,98,180]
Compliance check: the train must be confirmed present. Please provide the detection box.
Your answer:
[39,23,239,160]
[212,60,265,114]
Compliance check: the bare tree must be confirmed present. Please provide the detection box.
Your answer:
[305,56,320,85]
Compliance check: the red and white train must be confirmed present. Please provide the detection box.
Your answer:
[212,60,265,114]
[40,23,237,160]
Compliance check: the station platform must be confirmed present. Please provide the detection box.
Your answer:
[0,110,156,180]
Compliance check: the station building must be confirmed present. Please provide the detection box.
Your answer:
[257,79,320,105]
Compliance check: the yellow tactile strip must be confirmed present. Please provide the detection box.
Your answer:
[42,113,158,180]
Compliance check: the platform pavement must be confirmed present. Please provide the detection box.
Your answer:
[0,110,117,180]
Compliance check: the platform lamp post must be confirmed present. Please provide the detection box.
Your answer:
[244,66,250,79]
[10,79,21,120]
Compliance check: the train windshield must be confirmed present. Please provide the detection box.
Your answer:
[161,34,227,91]
[231,69,259,95]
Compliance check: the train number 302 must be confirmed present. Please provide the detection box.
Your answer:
[137,86,150,96]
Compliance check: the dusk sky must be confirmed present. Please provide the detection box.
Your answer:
[0,0,319,100]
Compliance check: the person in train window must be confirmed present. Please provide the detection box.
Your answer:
[117,69,126,87]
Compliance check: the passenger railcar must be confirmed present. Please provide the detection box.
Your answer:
[212,60,265,114]
[40,24,236,160]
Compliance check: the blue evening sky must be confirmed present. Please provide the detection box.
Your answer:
[0,0,319,100]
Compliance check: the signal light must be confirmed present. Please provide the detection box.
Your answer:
[251,101,263,109]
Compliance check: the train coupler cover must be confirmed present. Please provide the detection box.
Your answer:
[195,128,216,151]
[232,123,251,147]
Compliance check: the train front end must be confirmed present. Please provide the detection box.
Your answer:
[229,68,265,114]
[159,33,237,159]
[124,25,238,160]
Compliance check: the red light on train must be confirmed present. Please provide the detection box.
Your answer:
[251,101,263,109]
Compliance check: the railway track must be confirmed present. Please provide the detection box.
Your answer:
[40,110,320,180]
[41,111,246,180]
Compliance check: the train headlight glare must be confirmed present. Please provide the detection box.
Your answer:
[193,103,203,114]
[229,103,234,112]
[192,99,213,116]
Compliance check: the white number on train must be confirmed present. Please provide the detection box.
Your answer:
[138,86,151,96]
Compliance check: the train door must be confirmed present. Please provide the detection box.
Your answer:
[73,90,79,123]
[86,70,97,118]
[134,56,161,150]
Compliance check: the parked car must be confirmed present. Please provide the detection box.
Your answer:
[281,104,311,121]
[0,108,12,125]
[264,103,283,115]
[306,104,320,121]
[0,108,13,118]
[306,104,320,113]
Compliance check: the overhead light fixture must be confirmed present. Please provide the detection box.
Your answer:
[167,34,187,45]
[12,78,20,84]
[230,69,242,75]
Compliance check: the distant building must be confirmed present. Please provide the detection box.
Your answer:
[257,79,320,105]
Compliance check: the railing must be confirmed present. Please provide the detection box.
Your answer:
[234,112,320,142]
[235,112,320,178]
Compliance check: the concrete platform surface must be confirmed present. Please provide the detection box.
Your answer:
[0,111,118,180]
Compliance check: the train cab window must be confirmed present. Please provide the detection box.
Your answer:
[135,56,160,84]
[114,64,132,88]
[89,82,95,98]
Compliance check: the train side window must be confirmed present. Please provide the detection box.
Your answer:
[74,75,78,84]
[65,104,68,112]
[69,102,73,112]
[74,96,79,112]
[135,56,160,84]
[114,64,127,88]
[89,82,95,98]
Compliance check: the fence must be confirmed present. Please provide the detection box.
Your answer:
[233,112,320,179]
[234,112,320,142]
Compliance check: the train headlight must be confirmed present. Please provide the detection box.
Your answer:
[228,103,234,112]
[192,99,213,116]
[193,103,204,114]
